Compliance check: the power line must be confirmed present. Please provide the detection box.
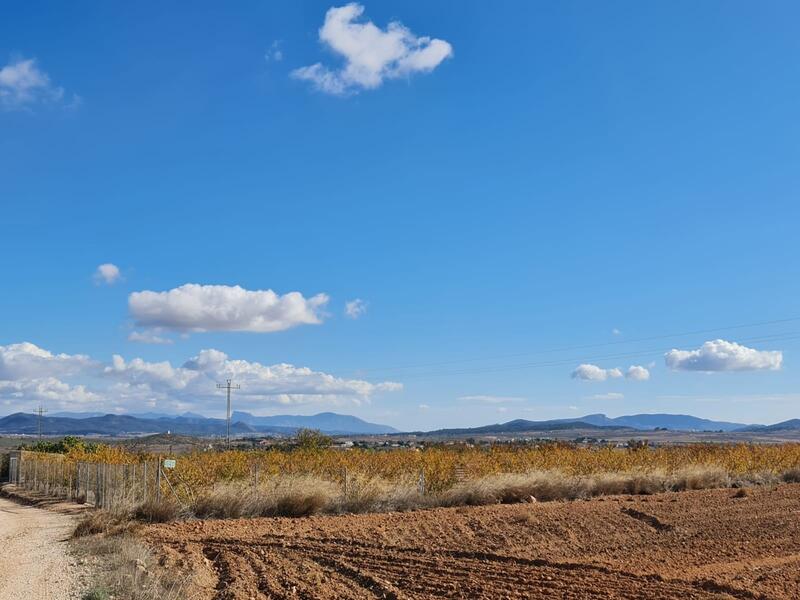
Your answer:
[383,330,800,381]
[352,316,800,378]
[216,379,240,448]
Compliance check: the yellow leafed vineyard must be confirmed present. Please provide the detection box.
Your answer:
[41,442,800,494]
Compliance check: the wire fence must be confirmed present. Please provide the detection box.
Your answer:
[7,451,193,511]
[6,451,434,511]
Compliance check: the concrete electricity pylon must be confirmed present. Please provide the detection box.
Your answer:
[216,379,240,448]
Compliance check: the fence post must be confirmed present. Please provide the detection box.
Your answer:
[95,463,101,508]
[143,462,148,502]
[418,468,425,495]
[343,467,348,499]
[155,458,162,503]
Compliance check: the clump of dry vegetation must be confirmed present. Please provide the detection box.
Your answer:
[193,475,339,518]
[74,534,186,600]
[782,467,800,483]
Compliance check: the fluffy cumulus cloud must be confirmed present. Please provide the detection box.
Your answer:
[0,342,401,414]
[0,342,94,381]
[344,298,368,319]
[571,364,623,381]
[292,3,453,95]
[0,57,79,111]
[665,339,783,372]
[94,263,121,285]
[626,365,650,381]
[128,284,329,334]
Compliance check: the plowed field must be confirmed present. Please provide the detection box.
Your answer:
[146,483,800,599]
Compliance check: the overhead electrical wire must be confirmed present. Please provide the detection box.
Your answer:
[350,317,800,381]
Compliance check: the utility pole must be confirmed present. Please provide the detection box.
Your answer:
[216,379,240,448]
[36,404,47,440]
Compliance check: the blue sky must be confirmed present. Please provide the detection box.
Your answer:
[1,1,799,429]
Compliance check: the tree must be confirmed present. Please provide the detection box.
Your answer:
[295,428,333,451]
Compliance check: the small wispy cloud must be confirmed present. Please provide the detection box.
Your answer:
[265,40,283,62]
[0,57,79,111]
[128,330,173,345]
[612,328,622,336]
[584,392,624,401]
[344,298,368,319]
[459,395,526,404]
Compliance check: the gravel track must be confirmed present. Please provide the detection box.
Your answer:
[0,497,83,600]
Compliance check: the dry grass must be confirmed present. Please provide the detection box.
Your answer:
[73,534,188,600]
[72,465,800,531]
[193,475,339,519]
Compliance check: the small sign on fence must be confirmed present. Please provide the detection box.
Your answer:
[162,459,177,469]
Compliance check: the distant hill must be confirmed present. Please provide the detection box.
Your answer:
[738,419,800,432]
[425,419,628,436]
[0,410,398,436]
[0,413,258,436]
[423,413,767,436]
[231,411,399,434]
[572,413,752,432]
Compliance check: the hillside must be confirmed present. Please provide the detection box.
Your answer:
[0,411,397,437]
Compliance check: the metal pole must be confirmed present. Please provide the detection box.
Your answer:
[217,379,240,449]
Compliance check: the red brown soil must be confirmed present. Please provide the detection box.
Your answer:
[145,483,800,599]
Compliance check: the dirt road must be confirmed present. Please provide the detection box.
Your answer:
[0,496,83,600]
[149,483,800,599]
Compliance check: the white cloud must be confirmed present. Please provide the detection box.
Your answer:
[665,339,783,373]
[292,3,453,95]
[0,342,94,381]
[585,392,624,401]
[128,330,173,345]
[265,40,283,62]
[418,403,430,410]
[0,342,401,414]
[0,377,99,406]
[94,263,121,285]
[128,284,329,334]
[571,364,623,381]
[612,328,622,336]
[625,365,650,381]
[458,395,526,404]
[0,57,78,111]
[344,298,368,319]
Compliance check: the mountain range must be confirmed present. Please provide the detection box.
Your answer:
[2,411,799,437]
[0,411,398,436]
[425,413,800,436]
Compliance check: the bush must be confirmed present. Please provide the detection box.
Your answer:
[82,589,111,600]
[131,499,182,523]
[782,468,800,483]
